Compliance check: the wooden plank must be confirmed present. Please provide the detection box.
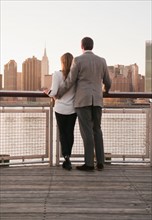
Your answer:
[0,165,151,220]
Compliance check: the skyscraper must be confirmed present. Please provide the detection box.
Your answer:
[145,41,152,92]
[41,48,49,89]
[4,60,17,90]
[108,64,144,93]
[0,74,2,89]
[131,63,139,92]
[22,56,41,91]
[17,72,23,90]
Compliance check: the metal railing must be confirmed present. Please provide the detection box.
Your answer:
[0,90,152,98]
[56,105,152,165]
[0,106,52,165]
[0,90,152,166]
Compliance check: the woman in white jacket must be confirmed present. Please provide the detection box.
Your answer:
[44,53,77,170]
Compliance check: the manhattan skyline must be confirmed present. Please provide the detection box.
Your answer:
[0,1,151,75]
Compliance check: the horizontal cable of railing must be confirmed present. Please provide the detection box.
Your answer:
[0,90,152,98]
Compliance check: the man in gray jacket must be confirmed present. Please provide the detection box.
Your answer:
[57,37,111,171]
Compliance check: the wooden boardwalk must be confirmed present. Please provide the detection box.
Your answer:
[0,164,152,220]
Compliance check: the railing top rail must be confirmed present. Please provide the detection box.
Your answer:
[104,92,152,99]
[0,90,152,99]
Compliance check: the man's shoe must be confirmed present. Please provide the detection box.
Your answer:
[76,164,94,171]
[96,163,104,171]
[62,156,72,171]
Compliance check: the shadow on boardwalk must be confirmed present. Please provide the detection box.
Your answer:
[0,164,152,220]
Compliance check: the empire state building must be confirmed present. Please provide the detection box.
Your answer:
[41,48,49,89]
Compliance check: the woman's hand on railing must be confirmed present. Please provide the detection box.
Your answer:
[43,89,51,96]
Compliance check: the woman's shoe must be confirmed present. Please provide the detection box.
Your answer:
[62,156,72,171]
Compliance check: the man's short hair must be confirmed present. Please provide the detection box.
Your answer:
[81,37,94,50]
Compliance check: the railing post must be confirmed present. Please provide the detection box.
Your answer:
[49,100,54,166]
[150,103,152,167]
[56,126,60,166]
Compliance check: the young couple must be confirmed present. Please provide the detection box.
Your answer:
[44,37,111,172]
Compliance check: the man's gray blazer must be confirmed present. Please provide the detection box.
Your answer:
[57,51,111,108]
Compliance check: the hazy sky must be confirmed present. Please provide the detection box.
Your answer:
[0,0,151,75]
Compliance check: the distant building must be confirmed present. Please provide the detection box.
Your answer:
[145,41,152,92]
[108,65,131,92]
[0,74,2,89]
[138,74,145,92]
[110,74,130,92]
[22,56,41,91]
[108,64,144,93]
[131,63,139,92]
[17,72,23,90]
[4,60,17,90]
[44,74,52,90]
[41,48,49,89]
[108,66,115,80]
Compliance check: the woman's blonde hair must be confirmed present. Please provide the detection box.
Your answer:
[60,53,73,79]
